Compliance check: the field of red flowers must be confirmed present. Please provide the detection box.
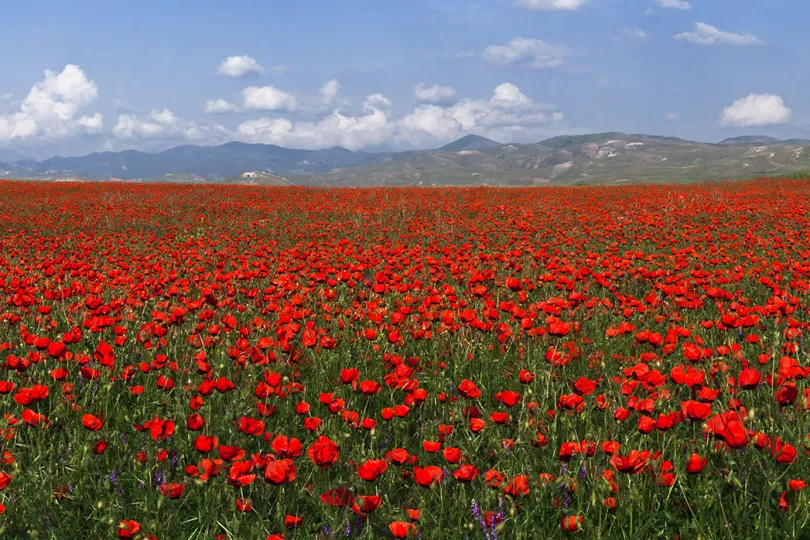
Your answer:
[1,179,810,538]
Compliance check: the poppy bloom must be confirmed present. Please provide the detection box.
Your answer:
[389,522,417,538]
[789,479,807,492]
[117,520,142,538]
[686,453,706,474]
[194,435,219,454]
[503,474,529,497]
[453,464,479,483]
[422,440,441,453]
[485,469,505,489]
[82,414,104,431]
[458,379,482,399]
[272,436,303,458]
[561,515,584,532]
[0,471,12,491]
[284,515,304,528]
[307,435,339,469]
[357,459,388,481]
[160,483,185,499]
[219,445,246,462]
[355,494,382,513]
[264,459,297,485]
[413,466,443,487]
[93,440,109,455]
[320,487,354,507]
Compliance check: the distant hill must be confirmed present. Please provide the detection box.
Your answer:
[717,136,782,146]
[4,133,810,185]
[438,135,500,152]
[295,132,810,186]
[19,142,395,180]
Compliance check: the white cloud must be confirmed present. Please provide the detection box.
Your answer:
[643,8,656,15]
[720,93,791,127]
[320,79,340,105]
[236,82,569,151]
[483,37,567,68]
[666,112,680,120]
[513,0,587,11]
[204,98,239,114]
[112,108,228,141]
[242,85,297,111]
[217,55,265,77]
[238,93,395,150]
[674,23,762,46]
[656,0,690,10]
[78,113,104,133]
[0,64,103,142]
[270,65,288,75]
[414,83,457,103]
[396,83,565,147]
[616,27,648,42]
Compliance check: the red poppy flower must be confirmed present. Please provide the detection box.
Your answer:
[561,515,583,532]
[453,464,479,483]
[413,465,443,487]
[355,494,382,513]
[82,413,104,431]
[284,515,304,528]
[264,459,297,485]
[389,522,417,538]
[503,474,529,497]
[308,435,340,469]
[458,379,482,399]
[117,520,142,538]
[272,436,303,458]
[686,453,707,474]
[194,435,219,454]
[353,458,386,481]
[321,487,354,507]
[160,483,185,499]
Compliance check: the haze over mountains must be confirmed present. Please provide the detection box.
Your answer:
[3,133,810,186]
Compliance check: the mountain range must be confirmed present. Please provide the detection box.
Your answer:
[2,133,810,186]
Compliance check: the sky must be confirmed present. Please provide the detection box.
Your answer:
[1,0,809,159]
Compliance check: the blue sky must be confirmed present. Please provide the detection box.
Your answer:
[1,0,808,158]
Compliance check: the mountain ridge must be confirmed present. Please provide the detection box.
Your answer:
[3,132,810,185]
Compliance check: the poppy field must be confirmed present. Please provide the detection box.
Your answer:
[3,179,810,539]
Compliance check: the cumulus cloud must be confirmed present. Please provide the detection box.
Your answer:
[242,85,297,111]
[217,55,265,77]
[78,113,104,133]
[414,83,457,103]
[657,0,690,10]
[0,64,103,142]
[616,27,648,42]
[236,82,568,150]
[319,80,340,105]
[483,37,567,69]
[720,93,791,127]
[112,108,228,141]
[204,99,239,114]
[513,0,587,11]
[398,83,566,147]
[675,23,762,46]
[238,93,395,150]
